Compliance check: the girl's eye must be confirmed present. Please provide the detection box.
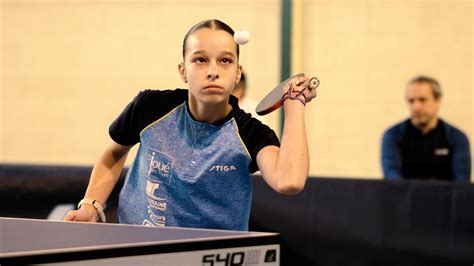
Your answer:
[193,57,206,63]
[221,58,233,64]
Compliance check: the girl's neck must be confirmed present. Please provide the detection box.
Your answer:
[188,100,232,125]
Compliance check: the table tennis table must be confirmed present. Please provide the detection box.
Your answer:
[0,217,279,265]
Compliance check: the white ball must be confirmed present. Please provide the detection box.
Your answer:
[234,30,250,45]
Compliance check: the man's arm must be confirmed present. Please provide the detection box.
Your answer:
[63,140,132,222]
[381,129,403,180]
[450,131,471,181]
[256,75,314,195]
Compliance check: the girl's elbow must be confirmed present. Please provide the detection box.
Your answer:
[275,178,306,195]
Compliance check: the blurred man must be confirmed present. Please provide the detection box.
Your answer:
[232,72,263,121]
[232,71,246,101]
[381,75,471,181]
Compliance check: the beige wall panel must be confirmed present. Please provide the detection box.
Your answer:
[1,0,281,165]
[303,0,472,179]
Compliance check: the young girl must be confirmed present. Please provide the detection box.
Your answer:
[64,19,317,231]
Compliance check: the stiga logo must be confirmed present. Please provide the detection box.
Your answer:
[147,148,174,184]
[209,165,237,172]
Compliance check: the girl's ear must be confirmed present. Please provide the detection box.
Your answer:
[178,63,187,83]
[235,64,243,85]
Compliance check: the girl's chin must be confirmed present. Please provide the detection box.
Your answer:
[191,94,229,105]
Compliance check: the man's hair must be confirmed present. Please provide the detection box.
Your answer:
[182,19,239,60]
[408,75,442,99]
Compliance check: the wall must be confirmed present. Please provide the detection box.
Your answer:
[1,0,472,180]
[1,0,281,165]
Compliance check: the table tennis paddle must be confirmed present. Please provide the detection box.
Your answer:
[255,73,320,116]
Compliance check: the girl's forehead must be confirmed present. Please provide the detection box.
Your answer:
[186,28,237,56]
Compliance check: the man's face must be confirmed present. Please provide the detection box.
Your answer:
[406,81,440,128]
[179,28,241,105]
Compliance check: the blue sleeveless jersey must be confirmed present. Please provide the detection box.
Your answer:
[118,103,253,230]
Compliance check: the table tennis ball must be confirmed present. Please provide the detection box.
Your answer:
[234,30,250,45]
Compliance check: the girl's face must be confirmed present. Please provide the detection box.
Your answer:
[179,28,242,106]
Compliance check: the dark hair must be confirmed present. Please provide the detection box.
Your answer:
[408,75,442,99]
[182,19,239,60]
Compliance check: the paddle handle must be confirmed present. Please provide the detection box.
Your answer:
[305,77,320,91]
